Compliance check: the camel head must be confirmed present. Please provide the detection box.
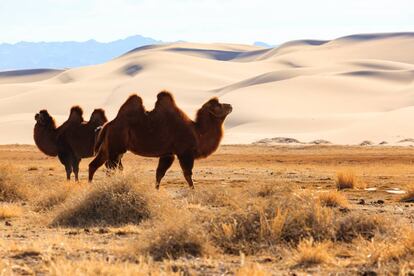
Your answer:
[89,108,108,125]
[202,97,233,120]
[35,110,56,128]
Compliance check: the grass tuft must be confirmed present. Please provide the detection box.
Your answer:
[336,170,358,190]
[293,239,332,268]
[137,212,211,261]
[318,191,349,208]
[50,174,160,227]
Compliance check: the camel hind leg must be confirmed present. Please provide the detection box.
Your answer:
[155,155,175,189]
[177,153,195,189]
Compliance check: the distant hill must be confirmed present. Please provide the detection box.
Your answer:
[0,35,163,70]
[253,41,275,48]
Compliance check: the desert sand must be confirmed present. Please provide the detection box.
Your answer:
[1,33,414,145]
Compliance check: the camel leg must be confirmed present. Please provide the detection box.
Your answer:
[72,158,81,182]
[58,151,72,181]
[89,150,107,182]
[155,155,175,189]
[177,154,195,189]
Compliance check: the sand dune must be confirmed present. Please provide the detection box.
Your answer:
[1,33,414,145]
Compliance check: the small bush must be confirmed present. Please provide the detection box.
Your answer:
[335,213,388,242]
[293,239,332,268]
[0,165,27,202]
[336,171,358,190]
[318,191,349,208]
[138,213,211,261]
[50,175,160,227]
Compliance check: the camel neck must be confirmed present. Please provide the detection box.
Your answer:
[194,112,224,158]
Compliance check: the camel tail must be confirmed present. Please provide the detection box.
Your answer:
[94,124,108,154]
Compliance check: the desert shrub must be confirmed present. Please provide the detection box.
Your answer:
[336,170,358,190]
[50,174,162,227]
[138,212,211,261]
[0,165,27,202]
[293,239,332,268]
[335,213,389,242]
[318,191,349,208]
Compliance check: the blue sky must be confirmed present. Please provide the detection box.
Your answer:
[0,0,413,44]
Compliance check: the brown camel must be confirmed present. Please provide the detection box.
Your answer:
[34,107,108,181]
[89,91,232,189]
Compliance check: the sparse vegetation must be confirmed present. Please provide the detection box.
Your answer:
[336,170,359,190]
[318,191,349,208]
[1,145,414,275]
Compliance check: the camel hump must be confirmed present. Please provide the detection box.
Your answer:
[90,108,108,124]
[117,94,145,117]
[155,90,177,111]
[68,106,84,123]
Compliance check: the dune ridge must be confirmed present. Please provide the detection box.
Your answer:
[0,32,414,145]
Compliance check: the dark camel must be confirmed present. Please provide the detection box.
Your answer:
[89,91,232,188]
[34,107,107,181]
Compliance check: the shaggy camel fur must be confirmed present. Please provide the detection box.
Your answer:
[89,91,232,188]
[34,107,107,180]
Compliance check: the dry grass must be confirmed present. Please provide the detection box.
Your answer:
[0,203,22,219]
[50,174,162,227]
[336,170,359,190]
[400,185,414,202]
[318,191,350,208]
[293,239,332,268]
[137,211,212,261]
[236,262,268,276]
[210,193,335,254]
[0,165,28,201]
[363,230,414,265]
[45,257,180,276]
[33,183,75,212]
[335,213,389,242]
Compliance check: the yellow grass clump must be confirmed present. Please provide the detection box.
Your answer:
[318,191,350,208]
[0,165,28,202]
[50,174,163,227]
[336,170,359,190]
[236,262,267,276]
[0,203,22,219]
[293,239,332,268]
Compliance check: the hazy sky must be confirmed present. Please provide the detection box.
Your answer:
[1,0,413,44]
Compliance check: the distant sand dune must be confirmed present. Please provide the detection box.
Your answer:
[1,32,414,145]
